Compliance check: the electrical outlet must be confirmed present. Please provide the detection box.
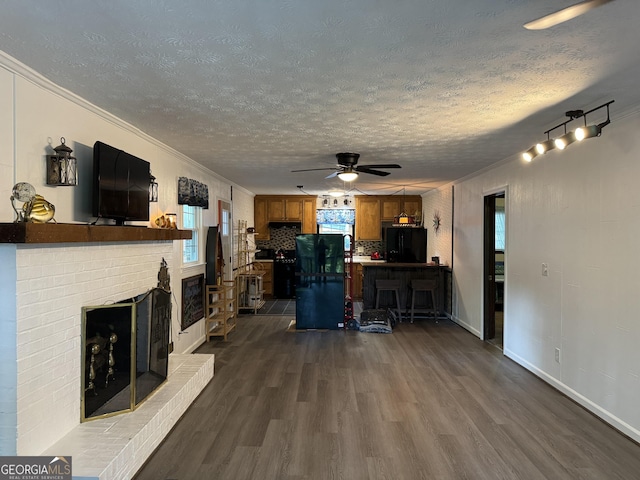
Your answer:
[555,347,560,363]
[542,263,549,276]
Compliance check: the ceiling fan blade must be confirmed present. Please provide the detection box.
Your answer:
[524,0,615,30]
[357,164,401,169]
[325,171,339,179]
[355,167,391,176]
[291,167,337,173]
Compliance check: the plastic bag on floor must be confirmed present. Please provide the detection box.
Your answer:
[357,309,393,333]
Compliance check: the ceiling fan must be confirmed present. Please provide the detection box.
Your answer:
[291,153,401,181]
[524,0,615,30]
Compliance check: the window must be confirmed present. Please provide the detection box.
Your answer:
[317,223,353,251]
[495,206,505,251]
[182,204,201,264]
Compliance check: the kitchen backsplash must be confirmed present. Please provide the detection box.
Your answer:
[354,240,384,256]
[256,226,300,252]
[256,226,384,257]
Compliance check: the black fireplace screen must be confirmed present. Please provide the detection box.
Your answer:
[81,287,171,421]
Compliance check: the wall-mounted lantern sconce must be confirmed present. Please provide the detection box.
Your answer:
[46,137,78,186]
[149,172,158,202]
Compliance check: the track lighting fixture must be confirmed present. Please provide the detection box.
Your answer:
[522,100,613,162]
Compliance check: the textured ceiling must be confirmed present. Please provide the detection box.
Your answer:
[2,0,640,195]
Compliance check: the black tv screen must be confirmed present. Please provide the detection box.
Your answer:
[93,141,150,225]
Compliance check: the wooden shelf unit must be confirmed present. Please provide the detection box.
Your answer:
[235,219,257,273]
[205,280,236,341]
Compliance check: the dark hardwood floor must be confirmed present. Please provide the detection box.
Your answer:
[135,315,640,479]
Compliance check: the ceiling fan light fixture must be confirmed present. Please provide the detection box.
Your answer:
[328,188,343,197]
[337,171,358,182]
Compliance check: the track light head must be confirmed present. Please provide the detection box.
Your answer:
[575,124,602,141]
[535,139,555,155]
[522,147,537,162]
[554,132,576,150]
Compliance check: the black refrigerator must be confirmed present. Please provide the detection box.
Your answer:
[295,234,345,330]
[385,227,427,263]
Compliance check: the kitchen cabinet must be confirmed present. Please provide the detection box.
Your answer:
[254,195,317,238]
[205,281,236,342]
[254,261,273,296]
[381,195,422,221]
[381,197,402,221]
[267,197,302,221]
[355,196,381,240]
[302,198,317,234]
[356,195,423,241]
[351,263,363,300]
[254,197,269,240]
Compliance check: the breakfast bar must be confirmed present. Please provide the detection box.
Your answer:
[361,262,452,319]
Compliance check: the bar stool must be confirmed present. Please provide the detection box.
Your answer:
[408,279,437,323]
[375,279,403,322]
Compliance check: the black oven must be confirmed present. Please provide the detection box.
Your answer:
[273,250,296,299]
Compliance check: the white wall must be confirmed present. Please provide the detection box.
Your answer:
[448,108,640,443]
[423,186,453,266]
[0,50,255,455]
[0,50,253,357]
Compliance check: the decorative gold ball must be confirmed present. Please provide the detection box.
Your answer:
[110,333,118,344]
[91,344,101,355]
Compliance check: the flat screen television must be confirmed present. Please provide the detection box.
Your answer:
[92,141,150,225]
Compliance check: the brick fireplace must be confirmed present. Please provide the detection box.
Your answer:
[0,225,213,479]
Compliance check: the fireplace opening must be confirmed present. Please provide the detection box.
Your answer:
[81,287,171,421]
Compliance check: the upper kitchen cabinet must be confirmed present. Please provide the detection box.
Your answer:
[254,195,317,238]
[402,197,422,219]
[302,198,317,234]
[381,195,422,221]
[267,197,302,221]
[381,197,402,222]
[254,197,270,240]
[355,196,382,240]
[355,195,423,241]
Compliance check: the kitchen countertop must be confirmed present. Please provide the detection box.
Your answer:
[349,255,385,263]
[361,261,449,268]
[254,256,385,263]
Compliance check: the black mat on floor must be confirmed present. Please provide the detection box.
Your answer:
[257,299,296,315]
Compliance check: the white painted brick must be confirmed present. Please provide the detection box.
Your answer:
[14,241,177,456]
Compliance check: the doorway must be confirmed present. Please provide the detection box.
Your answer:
[483,191,505,349]
[218,200,232,280]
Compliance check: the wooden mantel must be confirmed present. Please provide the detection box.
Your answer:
[0,222,192,244]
